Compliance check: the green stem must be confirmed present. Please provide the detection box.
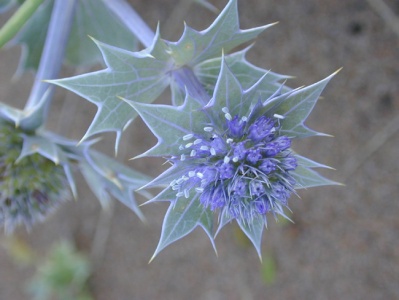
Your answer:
[0,0,44,49]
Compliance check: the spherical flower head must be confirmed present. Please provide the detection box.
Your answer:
[171,107,297,224]
[0,122,70,232]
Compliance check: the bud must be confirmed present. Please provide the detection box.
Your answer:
[0,122,70,232]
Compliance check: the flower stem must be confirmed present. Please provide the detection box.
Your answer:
[0,0,44,49]
[25,0,77,111]
[103,0,154,48]
[172,66,211,104]
[105,0,211,103]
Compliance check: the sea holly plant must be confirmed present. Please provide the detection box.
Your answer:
[0,0,339,259]
[0,0,149,232]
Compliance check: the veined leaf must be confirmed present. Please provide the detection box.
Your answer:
[292,165,341,189]
[274,71,340,138]
[168,0,270,67]
[237,215,265,259]
[151,194,212,261]
[195,46,289,96]
[127,93,209,157]
[51,36,170,150]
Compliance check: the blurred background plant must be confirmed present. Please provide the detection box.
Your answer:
[2,237,92,300]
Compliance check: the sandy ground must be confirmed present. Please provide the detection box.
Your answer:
[0,0,398,299]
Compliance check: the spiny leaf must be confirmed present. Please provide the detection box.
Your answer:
[292,165,341,189]
[50,37,170,150]
[295,153,335,169]
[207,58,244,126]
[195,46,289,95]
[237,215,265,260]
[168,0,270,67]
[274,70,340,138]
[80,150,151,220]
[151,194,212,261]
[0,89,51,130]
[15,133,78,198]
[127,93,209,157]
[11,0,138,72]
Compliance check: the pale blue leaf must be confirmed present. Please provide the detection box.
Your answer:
[295,153,335,169]
[50,38,170,149]
[195,46,289,95]
[151,195,206,260]
[274,71,340,138]
[127,93,209,157]
[237,215,265,259]
[17,134,63,164]
[168,0,270,67]
[82,150,151,219]
[207,58,244,123]
[292,165,341,189]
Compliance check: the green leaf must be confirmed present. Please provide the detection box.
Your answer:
[12,0,138,72]
[151,195,211,260]
[51,37,170,150]
[168,0,270,67]
[0,0,43,49]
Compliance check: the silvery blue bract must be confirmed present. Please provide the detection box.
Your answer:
[130,60,339,259]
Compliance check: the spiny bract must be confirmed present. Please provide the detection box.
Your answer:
[130,59,339,258]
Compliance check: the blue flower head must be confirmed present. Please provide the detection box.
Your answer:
[130,60,339,258]
[171,109,297,223]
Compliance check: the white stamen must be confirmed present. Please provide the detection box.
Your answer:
[170,179,177,186]
[180,154,186,161]
[241,116,248,122]
[190,150,197,157]
[210,148,216,156]
[226,138,233,144]
[176,178,184,184]
[172,185,180,190]
[200,145,209,151]
[273,113,285,119]
[195,187,204,193]
[182,175,189,181]
[196,172,204,179]
[204,127,213,132]
[222,107,229,113]
[225,113,232,121]
[194,139,202,145]
[232,157,239,162]
[224,156,230,164]
[184,189,190,198]
[176,192,184,197]
[183,133,194,140]
[185,142,193,148]
[179,145,184,150]
[188,171,196,177]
